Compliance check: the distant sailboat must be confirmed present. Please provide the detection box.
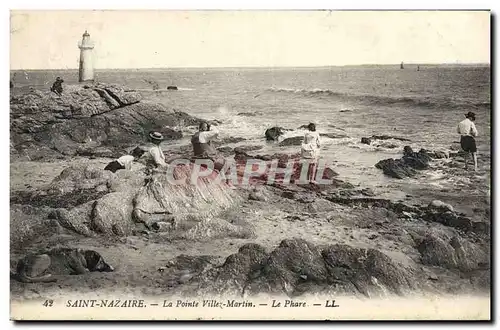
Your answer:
[400,62,404,69]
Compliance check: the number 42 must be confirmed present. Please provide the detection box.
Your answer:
[42,299,54,307]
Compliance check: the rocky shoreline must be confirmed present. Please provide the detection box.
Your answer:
[10,83,490,301]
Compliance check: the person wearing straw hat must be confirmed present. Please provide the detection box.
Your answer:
[147,131,167,169]
[457,111,478,171]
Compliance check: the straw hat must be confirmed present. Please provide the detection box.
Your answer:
[149,131,164,141]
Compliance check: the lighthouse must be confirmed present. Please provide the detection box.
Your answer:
[78,30,94,82]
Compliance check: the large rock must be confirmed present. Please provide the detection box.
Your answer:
[90,191,137,236]
[265,127,285,141]
[375,146,432,179]
[375,158,418,179]
[173,238,415,298]
[133,165,241,227]
[10,204,56,250]
[361,137,371,145]
[12,162,247,245]
[10,84,202,160]
[417,234,489,272]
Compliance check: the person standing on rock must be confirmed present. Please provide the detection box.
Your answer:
[50,77,64,96]
[457,111,478,171]
[300,123,321,182]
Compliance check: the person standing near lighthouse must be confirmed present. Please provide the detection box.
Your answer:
[78,30,94,82]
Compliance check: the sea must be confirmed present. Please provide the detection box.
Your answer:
[10,65,491,206]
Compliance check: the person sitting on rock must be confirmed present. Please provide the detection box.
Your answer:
[104,148,146,173]
[50,77,64,96]
[191,122,225,172]
[300,123,321,182]
[457,111,479,171]
[146,131,168,171]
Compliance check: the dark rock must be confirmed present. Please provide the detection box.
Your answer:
[361,137,372,145]
[321,244,414,296]
[417,234,489,272]
[371,135,411,142]
[449,236,490,272]
[10,84,201,160]
[375,146,432,179]
[360,188,376,197]
[167,86,178,90]
[178,238,416,298]
[320,133,348,139]
[279,136,304,147]
[265,127,286,141]
[423,211,474,233]
[379,142,398,149]
[375,158,417,179]
[238,112,263,117]
[244,239,328,296]
[417,234,458,269]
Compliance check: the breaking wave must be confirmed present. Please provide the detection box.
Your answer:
[267,87,491,110]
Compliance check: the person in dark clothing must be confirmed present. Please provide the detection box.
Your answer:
[50,77,64,95]
[457,112,479,171]
[191,122,225,172]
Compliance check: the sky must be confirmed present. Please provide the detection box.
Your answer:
[9,10,491,69]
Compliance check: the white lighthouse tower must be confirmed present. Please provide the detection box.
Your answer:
[78,30,94,82]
